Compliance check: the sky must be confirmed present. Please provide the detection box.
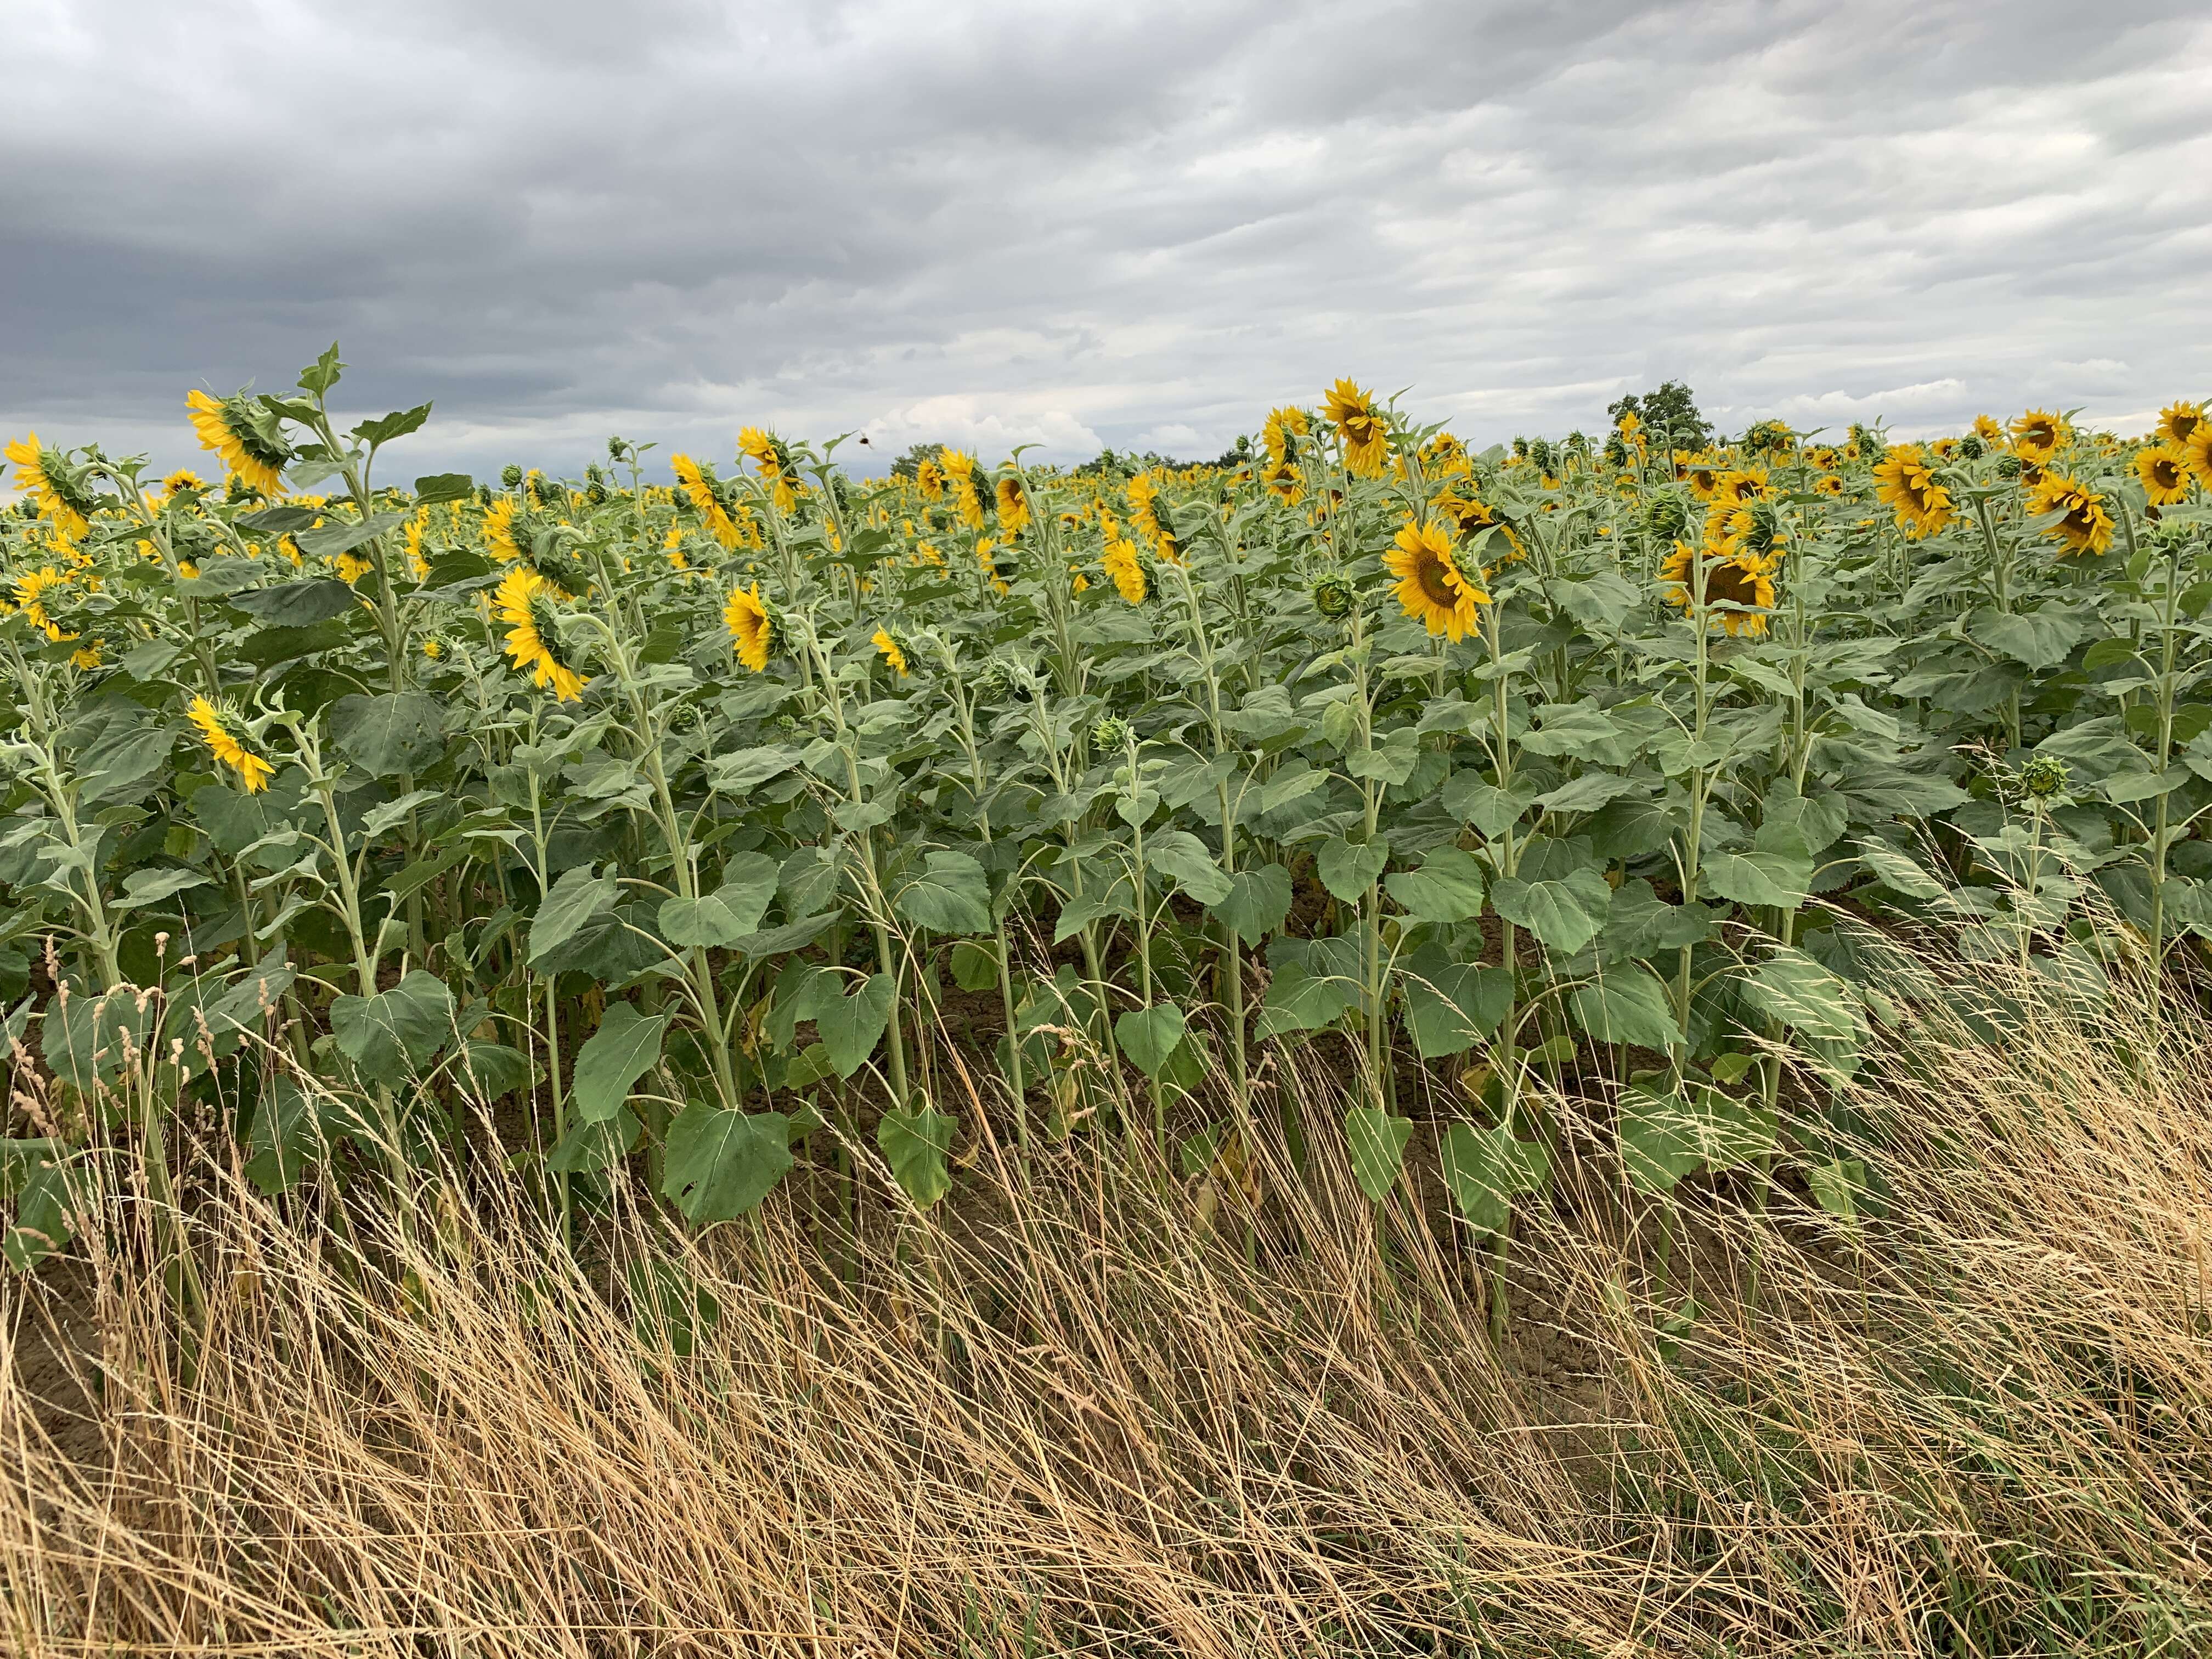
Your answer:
[3,0,2208,488]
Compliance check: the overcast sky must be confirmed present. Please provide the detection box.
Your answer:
[4,0,2208,487]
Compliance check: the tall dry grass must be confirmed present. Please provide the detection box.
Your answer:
[4,944,2210,1656]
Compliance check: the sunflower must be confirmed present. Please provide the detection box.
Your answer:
[1261,458,1303,503]
[1127,470,1179,561]
[915,457,944,499]
[494,566,587,700]
[484,495,524,562]
[1814,473,1845,496]
[2134,444,2193,507]
[1659,541,1775,636]
[1420,431,1472,480]
[188,695,273,793]
[1715,499,1788,562]
[1436,492,1526,562]
[1102,537,1148,605]
[2010,409,2067,466]
[1678,453,1724,501]
[1323,379,1389,479]
[723,584,775,673]
[1263,405,1310,464]
[871,628,909,676]
[1710,467,1770,510]
[2026,474,2113,557]
[1972,414,2006,446]
[940,450,986,529]
[2182,426,2212,487]
[994,473,1031,535]
[403,509,431,580]
[2157,401,2203,449]
[185,389,291,496]
[1872,444,1955,538]
[1385,516,1487,642]
[162,469,207,496]
[673,454,746,550]
[3,433,95,541]
[737,427,797,515]
[13,566,80,641]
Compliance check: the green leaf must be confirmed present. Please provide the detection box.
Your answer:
[1741,946,1864,1042]
[459,1040,532,1099]
[3,1157,74,1272]
[877,1105,957,1207]
[1490,867,1610,953]
[330,970,455,1076]
[1254,960,1362,1038]
[1345,1106,1413,1203]
[948,939,1001,992]
[296,510,408,560]
[112,866,212,912]
[42,990,157,1092]
[1701,847,1813,910]
[658,853,780,949]
[352,404,433,447]
[1442,774,1534,837]
[1383,846,1486,924]
[571,1002,669,1124]
[1807,1157,1867,1221]
[528,865,617,964]
[1570,967,1684,1051]
[549,1107,641,1174]
[662,1105,793,1223]
[1397,949,1513,1058]
[1440,1120,1549,1235]
[1535,771,1645,816]
[1146,829,1233,905]
[1209,862,1294,939]
[229,577,359,627]
[413,471,475,504]
[894,849,993,934]
[1315,835,1390,904]
[330,691,445,777]
[817,972,894,1078]
[1114,1002,1188,1076]
[1856,837,1948,900]
[1970,606,2087,671]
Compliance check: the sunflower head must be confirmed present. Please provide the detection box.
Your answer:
[185,390,293,497]
[1660,541,1776,636]
[2018,754,2070,803]
[2157,401,2203,449]
[1322,379,1389,479]
[188,694,274,793]
[723,584,778,673]
[2135,444,2193,508]
[1385,516,1487,642]
[915,456,945,499]
[871,626,910,678]
[1263,406,1310,464]
[2180,426,2212,488]
[1718,498,1788,561]
[1261,458,1304,503]
[1872,444,1956,538]
[2027,473,2114,557]
[1101,536,1148,605]
[3,434,102,541]
[494,566,588,700]
[994,473,1031,535]
[1091,712,1132,752]
[2010,409,2068,465]
[1309,572,1357,620]
[1639,486,1691,543]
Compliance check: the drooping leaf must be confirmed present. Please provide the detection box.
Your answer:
[1344,1106,1413,1203]
[1145,830,1233,905]
[817,972,894,1078]
[1570,967,1684,1051]
[1440,1120,1549,1235]
[1114,1002,1188,1076]
[1383,846,1487,924]
[330,691,445,777]
[330,970,455,1077]
[1209,862,1294,939]
[662,1105,793,1223]
[528,865,617,964]
[894,849,993,934]
[1314,835,1390,904]
[877,1105,957,1207]
[570,1002,669,1124]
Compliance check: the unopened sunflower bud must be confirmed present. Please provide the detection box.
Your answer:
[2019,755,2069,800]
[1092,713,1132,751]
[1639,487,1690,543]
[1310,572,1356,619]
[500,464,523,489]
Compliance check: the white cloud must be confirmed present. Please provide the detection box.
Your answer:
[1135,424,1207,455]
[861,397,1102,461]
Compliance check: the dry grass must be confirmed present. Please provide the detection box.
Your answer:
[5,947,2211,1656]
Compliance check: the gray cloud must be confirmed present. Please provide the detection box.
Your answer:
[3,0,2207,486]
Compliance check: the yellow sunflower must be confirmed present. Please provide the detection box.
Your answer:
[871,627,909,676]
[2181,426,2212,488]
[3,433,93,541]
[994,473,1030,535]
[2026,473,2114,557]
[1127,470,1180,561]
[1436,492,1525,562]
[1263,405,1310,463]
[185,389,290,496]
[2010,409,2067,466]
[1711,467,1770,509]
[162,469,207,496]
[915,457,944,499]
[1323,379,1389,479]
[1261,458,1303,503]
[1972,414,2006,446]
[13,566,78,641]
[1385,516,1487,642]
[1102,536,1147,605]
[1659,541,1776,637]
[723,584,775,673]
[1679,453,1724,501]
[940,450,986,529]
[2157,401,2203,449]
[1814,473,1845,496]
[494,566,587,700]
[737,427,796,515]
[188,695,273,793]
[2134,444,2193,507]
[484,495,523,562]
[1872,444,1955,538]
[673,454,747,550]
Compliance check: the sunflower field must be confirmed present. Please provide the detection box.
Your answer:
[3,347,2211,1280]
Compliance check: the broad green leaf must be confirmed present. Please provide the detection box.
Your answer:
[1210,862,1294,939]
[1570,967,1684,1051]
[1146,830,1233,905]
[330,969,455,1076]
[528,865,617,963]
[659,852,780,949]
[1254,961,1361,1039]
[1114,1002,1187,1076]
[1970,606,2087,672]
[1396,948,1513,1058]
[948,939,1001,992]
[1440,1120,1549,1235]
[3,1157,74,1272]
[571,1002,669,1123]
[1535,771,1645,817]
[894,849,993,934]
[662,1105,793,1223]
[1345,1106,1413,1202]
[112,866,212,911]
[549,1107,642,1174]
[330,691,445,777]
[877,1105,956,1207]
[1700,847,1813,910]
[1442,774,1534,837]
[1383,846,1486,924]
[413,471,473,504]
[229,577,360,626]
[1314,835,1390,904]
[1490,867,1610,953]
[1741,946,1864,1042]
[817,972,894,1078]
[1856,838,1948,900]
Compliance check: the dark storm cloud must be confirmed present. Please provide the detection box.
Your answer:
[3,0,2207,484]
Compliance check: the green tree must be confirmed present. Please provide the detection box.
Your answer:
[1607,381,1711,450]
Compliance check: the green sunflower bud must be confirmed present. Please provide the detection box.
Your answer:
[1310,572,1357,619]
[1092,713,1132,751]
[2019,755,2069,800]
